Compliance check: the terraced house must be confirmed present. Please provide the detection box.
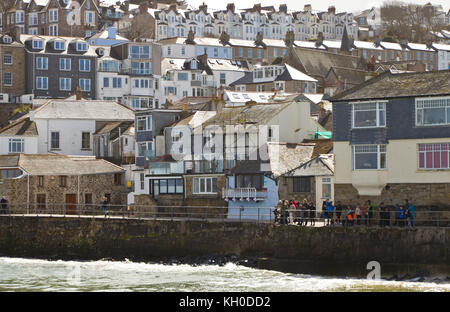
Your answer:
[0,34,26,103]
[22,34,96,99]
[332,70,450,209]
[1,0,100,37]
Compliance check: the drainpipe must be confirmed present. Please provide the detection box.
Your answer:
[27,174,30,214]
[77,175,80,211]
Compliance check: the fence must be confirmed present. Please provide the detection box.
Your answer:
[0,204,449,227]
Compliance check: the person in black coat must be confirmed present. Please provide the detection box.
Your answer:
[0,196,8,214]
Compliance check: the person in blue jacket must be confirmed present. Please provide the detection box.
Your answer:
[326,201,335,226]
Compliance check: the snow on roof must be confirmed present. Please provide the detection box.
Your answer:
[294,40,327,50]
[224,91,294,104]
[303,93,324,104]
[353,41,384,50]
[407,43,433,51]
[207,58,248,71]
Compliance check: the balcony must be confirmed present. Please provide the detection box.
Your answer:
[222,187,267,202]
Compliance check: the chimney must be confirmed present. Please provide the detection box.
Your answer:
[29,110,35,121]
[328,6,336,14]
[304,4,312,12]
[279,4,287,13]
[226,3,235,13]
[12,26,21,43]
[199,2,207,13]
[76,86,82,100]
[197,53,207,67]
[169,4,177,11]
[139,2,148,14]
[253,3,261,13]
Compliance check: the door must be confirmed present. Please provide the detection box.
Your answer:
[65,194,77,215]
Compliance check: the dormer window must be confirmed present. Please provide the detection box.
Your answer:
[191,61,197,69]
[98,48,104,56]
[77,42,88,51]
[3,36,12,44]
[54,41,65,50]
[86,0,90,10]
[32,39,43,49]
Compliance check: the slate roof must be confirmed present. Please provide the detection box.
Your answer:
[0,119,38,136]
[291,48,366,80]
[267,142,315,178]
[332,70,450,101]
[94,121,134,140]
[284,154,334,177]
[0,154,124,175]
[302,139,333,158]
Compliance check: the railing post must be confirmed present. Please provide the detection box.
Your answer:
[239,206,241,222]
[258,207,260,223]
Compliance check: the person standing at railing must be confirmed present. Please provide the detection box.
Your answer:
[335,201,343,225]
[367,200,375,226]
[0,196,8,214]
[398,205,406,227]
[102,197,109,217]
[326,201,334,226]
[355,203,361,225]
[289,200,295,224]
[309,201,316,226]
[405,199,415,227]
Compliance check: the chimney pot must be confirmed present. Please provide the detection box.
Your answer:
[76,86,82,100]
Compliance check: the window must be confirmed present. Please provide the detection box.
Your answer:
[114,173,123,185]
[103,77,109,88]
[36,77,48,90]
[36,57,48,70]
[3,55,12,65]
[136,116,151,131]
[49,9,58,22]
[293,177,311,192]
[8,138,24,153]
[59,58,71,71]
[85,193,92,205]
[304,82,308,93]
[79,59,91,72]
[418,143,450,170]
[51,131,60,149]
[79,79,91,91]
[54,41,65,50]
[29,13,38,26]
[49,24,58,36]
[238,47,243,57]
[193,177,218,194]
[131,61,151,75]
[3,72,12,86]
[137,141,153,157]
[85,11,94,25]
[351,102,386,128]
[38,176,44,187]
[235,175,263,189]
[140,173,145,190]
[77,42,88,51]
[322,177,332,199]
[191,61,197,69]
[130,45,150,59]
[177,72,188,81]
[416,97,450,126]
[181,46,185,55]
[352,144,386,170]
[59,78,71,91]
[112,77,122,88]
[82,132,90,149]
[273,48,278,57]
[248,49,252,58]
[59,176,67,187]
[220,73,226,85]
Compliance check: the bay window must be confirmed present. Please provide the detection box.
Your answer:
[418,143,449,170]
[351,101,386,128]
[352,144,386,170]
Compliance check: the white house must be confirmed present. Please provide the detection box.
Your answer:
[0,95,135,156]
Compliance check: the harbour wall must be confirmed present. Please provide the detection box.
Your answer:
[0,216,449,277]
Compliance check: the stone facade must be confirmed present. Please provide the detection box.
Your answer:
[0,172,127,213]
[0,42,26,100]
[334,183,450,209]
[278,176,316,203]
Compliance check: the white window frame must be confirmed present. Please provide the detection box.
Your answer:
[49,9,58,23]
[193,177,218,194]
[8,138,24,153]
[321,177,332,199]
[36,76,48,90]
[79,59,91,72]
[415,96,450,126]
[352,144,387,170]
[3,72,12,86]
[351,101,387,129]
[36,57,48,70]
[3,55,12,65]
[59,77,71,91]
[60,58,71,71]
[76,42,88,52]
[54,40,65,50]
[418,143,450,170]
[79,79,91,91]
[32,39,43,49]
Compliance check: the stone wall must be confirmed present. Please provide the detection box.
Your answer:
[0,173,128,213]
[278,176,316,203]
[335,183,450,209]
[0,217,448,277]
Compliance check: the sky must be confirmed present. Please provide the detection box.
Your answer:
[185,0,449,14]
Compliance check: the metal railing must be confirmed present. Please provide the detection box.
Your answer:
[0,204,449,227]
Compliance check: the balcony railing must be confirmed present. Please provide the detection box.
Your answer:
[222,187,267,202]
